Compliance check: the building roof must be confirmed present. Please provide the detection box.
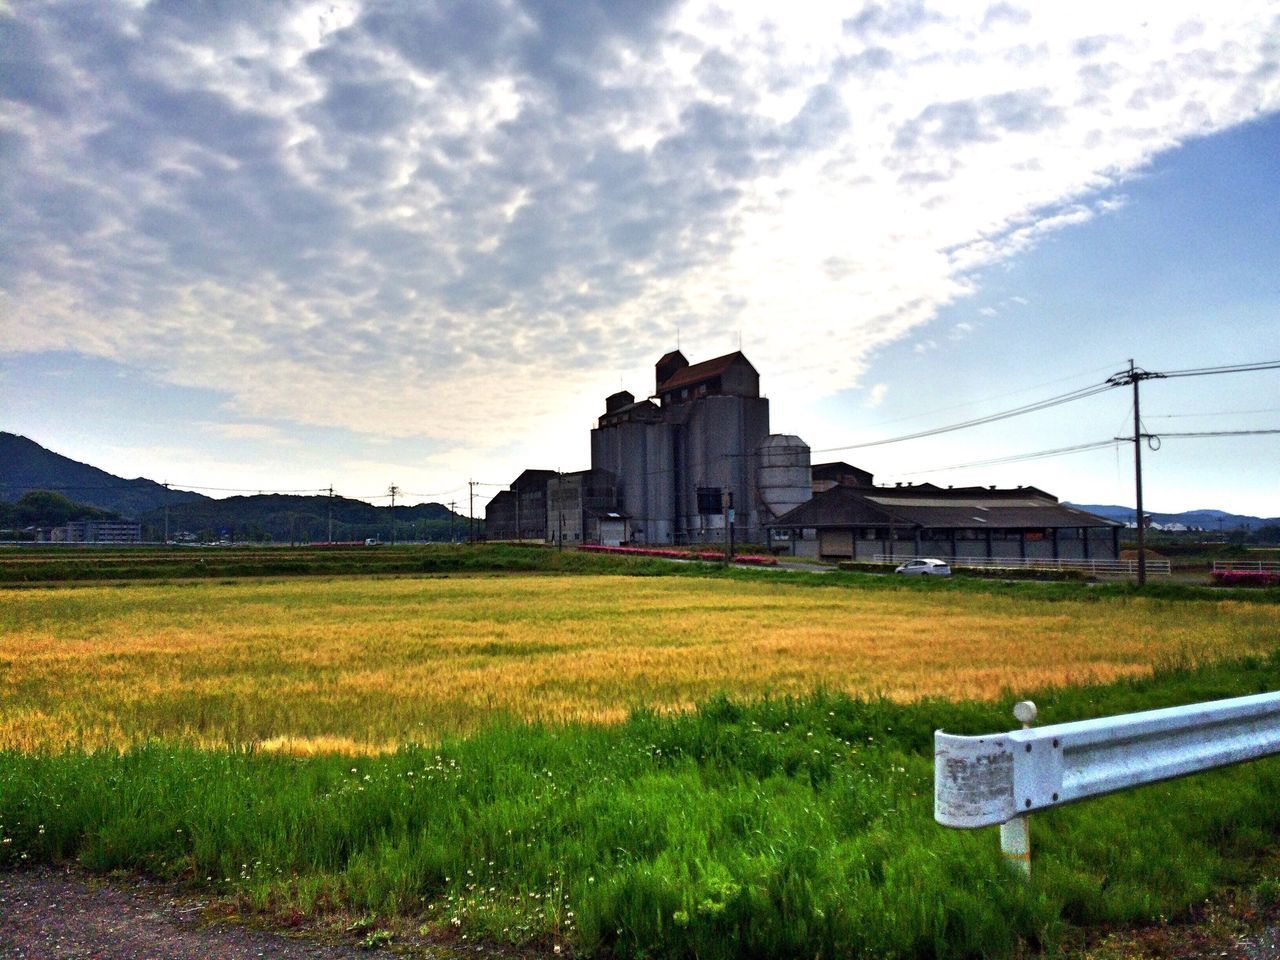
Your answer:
[811,461,874,485]
[656,351,754,393]
[769,485,1122,530]
[599,398,661,421]
[769,484,896,528]
[866,493,1121,529]
[512,469,558,491]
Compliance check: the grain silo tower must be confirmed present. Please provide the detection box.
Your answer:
[754,434,812,525]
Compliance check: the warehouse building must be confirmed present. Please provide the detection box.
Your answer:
[483,469,558,541]
[546,469,628,546]
[766,483,1121,561]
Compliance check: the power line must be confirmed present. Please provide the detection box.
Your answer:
[1148,407,1280,419]
[1151,429,1280,439]
[816,360,1128,434]
[891,439,1123,477]
[813,380,1117,453]
[1157,360,1280,379]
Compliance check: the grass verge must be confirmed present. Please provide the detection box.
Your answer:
[5,652,1280,958]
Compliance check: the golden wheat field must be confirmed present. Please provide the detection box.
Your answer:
[2,574,1277,753]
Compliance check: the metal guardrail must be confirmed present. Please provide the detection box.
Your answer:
[935,693,1280,876]
[1213,560,1280,573]
[872,554,1171,575]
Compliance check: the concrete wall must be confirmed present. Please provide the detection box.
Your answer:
[821,527,1119,563]
[720,360,759,398]
[674,395,770,543]
[591,420,676,543]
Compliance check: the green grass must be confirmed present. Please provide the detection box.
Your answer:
[6,652,1280,957]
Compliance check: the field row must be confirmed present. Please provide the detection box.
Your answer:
[3,573,1277,752]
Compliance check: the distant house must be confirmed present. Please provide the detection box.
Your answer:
[767,484,1121,562]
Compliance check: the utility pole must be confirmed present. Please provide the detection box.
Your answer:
[163,481,170,545]
[388,484,400,546]
[327,485,334,544]
[469,480,476,543]
[1108,360,1166,588]
[1131,363,1145,587]
[449,501,457,543]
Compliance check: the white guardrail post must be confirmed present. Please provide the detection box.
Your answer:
[998,701,1037,877]
[935,691,1280,880]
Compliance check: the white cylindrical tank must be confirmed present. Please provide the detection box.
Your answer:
[755,434,811,520]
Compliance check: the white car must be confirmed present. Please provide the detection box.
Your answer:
[894,558,952,577]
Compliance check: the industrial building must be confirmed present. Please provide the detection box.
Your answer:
[590,350,810,544]
[485,348,1119,556]
[547,469,628,546]
[766,483,1122,561]
[483,469,558,541]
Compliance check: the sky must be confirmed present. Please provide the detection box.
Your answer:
[2,0,1278,518]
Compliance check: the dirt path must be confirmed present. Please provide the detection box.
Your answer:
[7,863,1280,959]
[0,866,406,960]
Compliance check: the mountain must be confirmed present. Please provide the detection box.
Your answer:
[143,493,470,543]
[0,433,209,519]
[0,432,471,541]
[1067,504,1279,531]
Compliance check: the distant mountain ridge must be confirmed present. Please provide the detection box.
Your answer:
[1067,504,1279,530]
[145,493,467,543]
[0,432,470,541]
[0,432,209,518]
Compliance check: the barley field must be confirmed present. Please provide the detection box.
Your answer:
[3,573,1276,752]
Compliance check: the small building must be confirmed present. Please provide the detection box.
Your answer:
[484,490,517,540]
[546,469,628,546]
[767,484,1121,562]
[483,469,558,541]
[811,461,874,493]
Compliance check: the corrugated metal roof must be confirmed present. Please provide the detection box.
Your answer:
[769,486,1121,529]
[770,486,895,527]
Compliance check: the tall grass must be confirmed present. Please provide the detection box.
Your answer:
[5,653,1280,957]
[3,574,1277,751]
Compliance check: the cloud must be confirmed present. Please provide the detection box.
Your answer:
[866,383,889,408]
[1,0,1278,464]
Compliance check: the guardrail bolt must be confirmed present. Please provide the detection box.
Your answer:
[1001,701,1037,879]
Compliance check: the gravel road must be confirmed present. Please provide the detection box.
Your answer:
[0,866,402,960]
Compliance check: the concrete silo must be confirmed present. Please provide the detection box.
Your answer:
[755,434,811,521]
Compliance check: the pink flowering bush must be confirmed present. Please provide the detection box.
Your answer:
[1211,570,1280,588]
[579,544,776,566]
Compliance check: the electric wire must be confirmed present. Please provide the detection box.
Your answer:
[1148,408,1280,419]
[813,380,1118,453]
[890,439,1124,477]
[1157,360,1280,378]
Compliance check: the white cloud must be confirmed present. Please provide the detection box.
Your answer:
[866,383,889,408]
[1,0,1277,469]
